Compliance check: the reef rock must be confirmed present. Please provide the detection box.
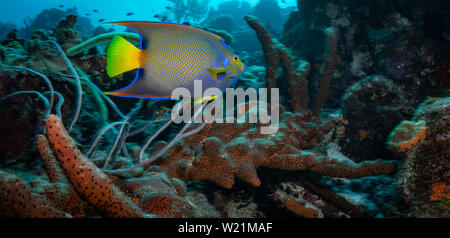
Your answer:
[339,75,414,162]
[389,97,450,217]
[0,30,28,65]
[52,14,82,49]
[283,0,449,109]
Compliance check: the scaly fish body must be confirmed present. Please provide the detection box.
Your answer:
[105,22,245,99]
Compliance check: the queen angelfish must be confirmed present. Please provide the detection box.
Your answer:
[104,22,246,99]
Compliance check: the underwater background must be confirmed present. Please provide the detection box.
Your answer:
[0,0,448,218]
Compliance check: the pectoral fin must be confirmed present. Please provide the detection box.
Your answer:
[207,67,227,80]
[194,96,217,104]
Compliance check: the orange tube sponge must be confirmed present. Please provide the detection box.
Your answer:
[44,114,144,218]
[37,134,92,217]
[37,135,67,183]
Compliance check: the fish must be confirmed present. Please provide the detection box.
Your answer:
[86,13,90,16]
[93,9,98,13]
[104,22,246,99]
[165,6,172,10]
[153,14,160,18]
[98,19,105,22]
[126,12,134,16]
[58,5,64,8]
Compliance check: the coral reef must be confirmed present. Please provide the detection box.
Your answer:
[52,15,82,50]
[208,15,235,33]
[313,27,338,114]
[430,183,450,201]
[36,135,93,217]
[282,198,322,218]
[164,0,210,24]
[0,170,72,218]
[386,120,426,153]
[283,0,449,108]
[151,108,396,189]
[339,75,414,162]
[245,15,339,114]
[235,65,266,89]
[0,1,448,218]
[244,15,310,111]
[35,13,395,218]
[203,0,252,32]
[104,16,400,219]
[320,174,401,217]
[44,114,145,218]
[0,21,16,41]
[0,30,28,65]
[66,32,140,56]
[389,97,450,217]
[0,13,202,216]
[0,83,34,165]
[1,114,199,218]
[19,7,98,40]
[252,0,283,34]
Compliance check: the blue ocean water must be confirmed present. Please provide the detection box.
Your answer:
[0,0,296,28]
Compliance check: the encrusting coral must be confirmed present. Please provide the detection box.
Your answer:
[124,173,191,217]
[339,75,414,162]
[430,182,450,201]
[0,170,71,218]
[386,120,426,153]
[150,107,396,189]
[391,97,450,217]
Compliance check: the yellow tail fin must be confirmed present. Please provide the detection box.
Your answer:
[106,35,144,78]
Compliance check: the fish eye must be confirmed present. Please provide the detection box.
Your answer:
[233,56,239,61]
